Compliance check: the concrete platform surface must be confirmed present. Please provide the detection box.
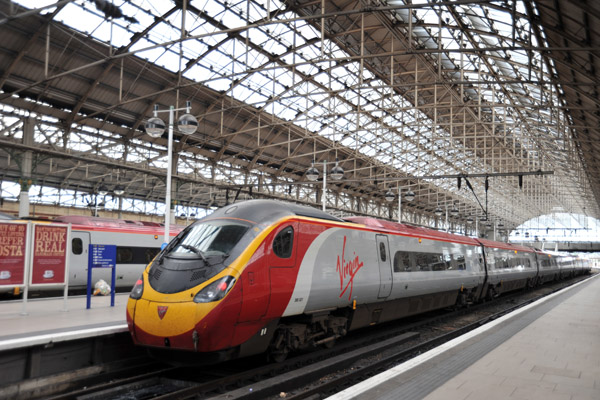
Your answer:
[0,293,128,351]
[424,275,600,400]
[327,274,599,400]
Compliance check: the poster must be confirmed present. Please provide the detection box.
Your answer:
[0,223,28,286]
[31,224,68,285]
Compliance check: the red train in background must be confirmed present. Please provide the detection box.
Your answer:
[126,200,590,363]
[0,214,182,294]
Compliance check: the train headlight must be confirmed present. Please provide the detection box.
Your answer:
[193,276,236,303]
[130,276,144,300]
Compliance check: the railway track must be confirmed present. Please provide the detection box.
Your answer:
[16,273,594,400]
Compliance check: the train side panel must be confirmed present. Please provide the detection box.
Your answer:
[283,224,486,328]
[67,228,164,288]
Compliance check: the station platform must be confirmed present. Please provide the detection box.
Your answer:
[0,293,129,351]
[327,274,600,400]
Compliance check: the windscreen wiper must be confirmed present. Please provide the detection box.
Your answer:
[181,244,209,264]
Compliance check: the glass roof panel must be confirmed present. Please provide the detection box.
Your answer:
[4,0,596,222]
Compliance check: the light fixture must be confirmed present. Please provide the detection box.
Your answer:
[466,215,474,223]
[306,161,319,181]
[434,207,443,217]
[98,185,108,196]
[145,102,198,137]
[330,159,344,180]
[450,205,459,216]
[385,189,395,202]
[404,190,415,202]
[497,222,505,229]
[177,101,198,135]
[145,101,198,245]
[146,106,165,138]
[113,186,124,196]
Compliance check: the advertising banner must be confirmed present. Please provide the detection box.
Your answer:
[31,224,68,285]
[0,222,28,286]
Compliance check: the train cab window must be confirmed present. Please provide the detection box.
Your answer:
[379,242,387,262]
[273,226,294,258]
[170,220,251,259]
[72,238,83,255]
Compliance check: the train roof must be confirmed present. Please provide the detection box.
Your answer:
[54,215,144,227]
[346,216,538,252]
[205,200,345,224]
[345,216,481,246]
[53,215,184,230]
[476,238,536,253]
[204,201,539,253]
[0,211,16,220]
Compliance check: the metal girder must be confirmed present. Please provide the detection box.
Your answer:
[0,0,597,235]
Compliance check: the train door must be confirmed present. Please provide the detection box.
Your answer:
[376,235,392,298]
[70,230,90,286]
[238,223,296,322]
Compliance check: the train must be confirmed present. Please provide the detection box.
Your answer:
[125,200,590,363]
[0,215,181,294]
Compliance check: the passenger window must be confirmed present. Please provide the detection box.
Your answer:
[72,238,83,255]
[117,247,133,263]
[393,251,411,272]
[443,254,453,270]
[455,255,466,270]
[145,248,160,263]
[379,242,387,262]
[273,226,294,258]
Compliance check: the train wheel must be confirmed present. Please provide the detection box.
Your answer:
[269,347,289,363]
[268,328,290,363]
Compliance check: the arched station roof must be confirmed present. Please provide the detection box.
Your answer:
[0,0,598,232]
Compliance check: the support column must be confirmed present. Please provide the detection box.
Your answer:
[19,117,35,218]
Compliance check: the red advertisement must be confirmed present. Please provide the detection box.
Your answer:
[0,223,28,286]
[31,224,68,285]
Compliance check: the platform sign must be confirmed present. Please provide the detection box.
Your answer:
[0,222,28,286]
[87,244,117,308]
[30,224,68,285]
[89,244,117,269]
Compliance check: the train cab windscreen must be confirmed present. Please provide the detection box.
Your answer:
[169,220,250,259]
[148,219,252,294]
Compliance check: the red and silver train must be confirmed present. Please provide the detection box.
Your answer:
[125,200,590,363]
[0,215,180,294]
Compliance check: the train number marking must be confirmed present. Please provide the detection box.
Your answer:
[336,235,364,301]
[294,297,303,303]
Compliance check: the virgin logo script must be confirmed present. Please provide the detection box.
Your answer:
[336,236,364,300]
